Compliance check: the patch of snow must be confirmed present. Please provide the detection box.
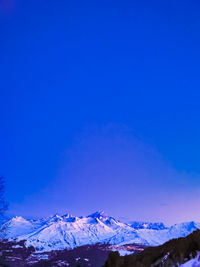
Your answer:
[114,249,133,256]
[12,244,23,248]
[54,261,69,266]
[179,252,200,266]
[6,256,22,260]
[161,252,169,263]
[32,254,49,260]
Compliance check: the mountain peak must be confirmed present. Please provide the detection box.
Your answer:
[129,221,167,230]
[48,213,72,221]
[12,216,27,221]
[62,213,71,218]
[87,210,108,219]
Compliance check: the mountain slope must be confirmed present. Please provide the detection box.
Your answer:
[0,216,37,239]
[104,229,200,267]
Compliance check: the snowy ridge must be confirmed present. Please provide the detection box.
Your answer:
[0,211,200,252]
[129,221,166,230]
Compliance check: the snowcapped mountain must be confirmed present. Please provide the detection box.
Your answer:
[129,221,166,230]
[0,216,37,239]
[0,211,200,252]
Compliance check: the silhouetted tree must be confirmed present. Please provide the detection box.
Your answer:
[0,176,7,218]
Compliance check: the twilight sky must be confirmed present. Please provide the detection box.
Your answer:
[1,0,200,225]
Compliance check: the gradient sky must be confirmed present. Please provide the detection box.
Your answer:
[1,0,200,225]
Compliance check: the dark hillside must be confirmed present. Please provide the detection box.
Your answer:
[104,229,200,267]
[0,240,145,267]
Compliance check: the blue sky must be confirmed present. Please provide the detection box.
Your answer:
[1,0,200,224]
